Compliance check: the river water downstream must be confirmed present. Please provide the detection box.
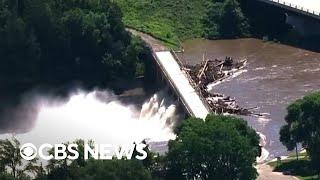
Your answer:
[181,38,320,159]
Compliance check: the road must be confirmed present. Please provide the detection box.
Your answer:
[257,164,298,180]
[127,28,168,52]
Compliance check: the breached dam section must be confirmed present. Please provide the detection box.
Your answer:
[154,51,210,119]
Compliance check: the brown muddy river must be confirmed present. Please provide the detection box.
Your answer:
[180,38,320,159]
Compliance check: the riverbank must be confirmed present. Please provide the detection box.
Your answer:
[116,0,292,48]
[267,151,319,180]
[257,164,298,180]
[116,0,206,46]
[127,29,168,51]
[119,0,320,53]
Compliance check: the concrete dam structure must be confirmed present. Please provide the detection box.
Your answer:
[153,51,210,119]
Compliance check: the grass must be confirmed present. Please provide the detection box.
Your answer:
[268,152,319,180]
[115,0,207,46]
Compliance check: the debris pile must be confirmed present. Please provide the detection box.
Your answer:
[186,57,246,88]
[185,56,260,116]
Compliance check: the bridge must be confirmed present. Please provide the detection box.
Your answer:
[257,0,320,36]
[258,0,320,19]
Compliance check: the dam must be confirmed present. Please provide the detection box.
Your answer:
[153,51,210,119]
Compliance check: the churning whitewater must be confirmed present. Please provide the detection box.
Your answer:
[0,90,178,147]
[0,89,269,162]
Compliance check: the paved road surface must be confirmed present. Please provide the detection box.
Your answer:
[257,164,298,180]
[127,29,168,52]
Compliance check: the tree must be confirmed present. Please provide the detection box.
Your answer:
[76,159,152,180]
[280,92,320,176]
[204,1,222,38]
[238,0,291,38]
[166,114,260,180]
[0,0,151,131]
[0,0,149,86]
[0,137,23,178]
[219,0,249,38]
[0,137,41,179]
[204,0,250,39]
[45,140,89,180]
[44,139,152,180]
[280,100,303,160]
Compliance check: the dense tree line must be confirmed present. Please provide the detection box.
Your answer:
[0,0,152,131]
[0,0,149,93]
[239,0,292,38]
[0,115,260,180]
[204,0,292,40]
[204,0,250,39]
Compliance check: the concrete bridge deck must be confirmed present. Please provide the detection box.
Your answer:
[154,51,209,119]
[259,0,320,19]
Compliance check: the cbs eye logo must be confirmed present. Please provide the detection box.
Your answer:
[20,143,37,160]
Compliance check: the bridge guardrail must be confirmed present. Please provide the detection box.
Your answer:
[263,0,320,17]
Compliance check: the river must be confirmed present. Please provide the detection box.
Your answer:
[1,37,319,161]
[180,38,320,159]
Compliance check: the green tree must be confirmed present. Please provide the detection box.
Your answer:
[76,159,152,180]
[204,0,249,39]
[280,92,320,176]
[280,100,303,160]
[0,137,23,178]
[0,137,41,179]
[44,140,152,180]
[0,0,147,91]
[0,173,16,180]
[45,140,89,180]
[238,0,291,38]
[0,0,151,130]
[166,114,260,180]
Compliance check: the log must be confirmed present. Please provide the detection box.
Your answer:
[183,56,259,117]
[197,58,209,79]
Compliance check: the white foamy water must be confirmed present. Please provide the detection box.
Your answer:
[257,132,270,163]
[207,69,248,91]
[0,90,178,147]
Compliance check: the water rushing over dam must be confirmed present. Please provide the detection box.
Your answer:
[0,90,179,147]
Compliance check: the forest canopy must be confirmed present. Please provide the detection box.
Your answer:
[0,0,149,93]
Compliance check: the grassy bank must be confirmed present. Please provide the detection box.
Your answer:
[268,152,319,180]
[115,0,294,49]
[115,0,207,46]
